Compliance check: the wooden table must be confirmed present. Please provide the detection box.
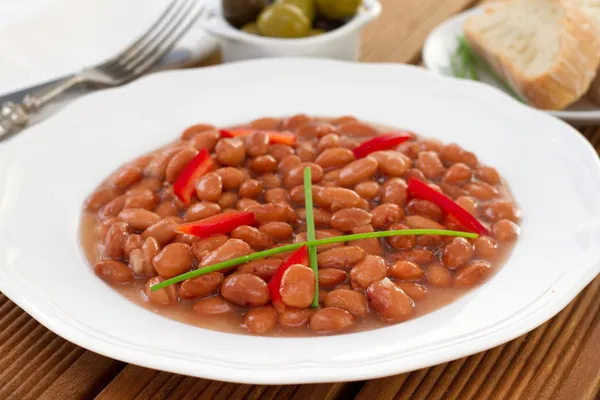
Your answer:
[2,1,600,399]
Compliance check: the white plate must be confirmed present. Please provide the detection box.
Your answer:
[1,58,599,384]
[0,0,217,95]
[423,7,600,125]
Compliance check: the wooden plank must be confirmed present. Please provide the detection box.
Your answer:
[360,0,477,63]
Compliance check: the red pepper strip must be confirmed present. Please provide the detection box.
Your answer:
[352,131,412,159]
[175,211,255,238]
[173,149,214,206]
[408,178,489,235]
[219,129,297,146]
[268,244,309,312]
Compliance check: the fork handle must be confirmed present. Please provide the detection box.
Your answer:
[0,75,84,139]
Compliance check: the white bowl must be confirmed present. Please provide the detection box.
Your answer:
[1,59,599,384]
[199,0,382,62]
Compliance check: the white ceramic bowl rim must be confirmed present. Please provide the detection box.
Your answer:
[199,0,382,45]
[1,58,599,385]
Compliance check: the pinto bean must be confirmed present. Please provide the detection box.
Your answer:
[278,154,302,177]
[351,224,382,256]
[406,199,443,221]
[442,237,474,269]
[99,195,126,219]
[215,138,246,166]
[221,273,270,307]
[464,182,499,200]
[250,155,278,174]
[317,246,365,269]
[491,219,519,243]
[297,122,337,138]
[184,201,221,222]
[189,130,221,152]
[367,278,414,322]
[386,222,416,250]
[475,166,501,184]
[269,144,295,161]
[297,208,332,227]
[454,261,491,288]
[389,260,424,280]
[296,142,318,162]
[392,248,434,265]
[113,165,143,188]
[310,307,355,334]
[145,147,181,179]
[337,121,378,137]
[181,124,216,140]
[215,167,245,190]
[94,260,133,284]
[103,222,127,259]
[130,237,160,276]
[283,163,323,188]
[118,209,161,231]
[281,114,311,130]
[246,203,296,224]
[416,151,445,179]
[278,307,314,328]
[350,255,387,289]
[455,196,478,215]
[200,239,252,268]
[237,198,260,211]
[195,172,223,202]
[165,148,198,183]
[237,259,282,281]
[86,187,119,211]
[315,148,356,170]
[426,263,452,287]
[442,163,472,184]
[123,234,143,259]
[218,192,237,210]
[380,178,408,205]
[193,296,235,316]
[394,282,427,301]
[250,117,280,130]
[330,208,372,232]
[260,173,282,189]
[337,157,378,187]
[483,201,520,223]
[142,217,180,245]
[144,276,178,305]
[355,181,380,199]
[403,215,446,230]
[440,143,465,164]
[369,150,410,176]
[322,187,362,211]
[318,269,348,288]
[280,264,316,308]
[231,225,274,249]
[245,131,269,157]
[317,133,340,151]
[191,235,229,260]
[238,179,264,199]
[259,222,293,241]
[264,188,290,205]
[152,243,194,279]
[244,306,278,334]
[324,289,367,318]
[179,272,225,300]
[295,230,345,252]
[474,236,498,260]
[124,190,159,211]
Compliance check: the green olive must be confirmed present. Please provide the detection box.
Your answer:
[276,0,315,22]
[308,28,326,36]
[257,4,311,38]
[315,0,361,19]
[241,22,261,35]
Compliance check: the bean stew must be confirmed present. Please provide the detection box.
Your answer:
[81,115,520,336]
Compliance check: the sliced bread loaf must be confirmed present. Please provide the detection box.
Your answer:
[464,0,600,110]
[570,0,600,104]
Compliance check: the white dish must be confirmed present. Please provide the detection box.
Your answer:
[423,7,600,125]
[0,0,217,95]
[1,58,599,384]
[199,0,381,62]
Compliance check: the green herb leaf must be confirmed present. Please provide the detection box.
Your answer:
[150,229,478,292]
[303,166,319,308]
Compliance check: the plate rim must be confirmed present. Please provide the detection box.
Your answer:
[1,58,600,384]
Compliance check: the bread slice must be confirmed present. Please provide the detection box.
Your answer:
[464,0,600,110]
[570,0,600,104]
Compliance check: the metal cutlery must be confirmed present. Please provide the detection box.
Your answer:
[0,0,205,140]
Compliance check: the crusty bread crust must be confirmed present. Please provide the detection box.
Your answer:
[464,1,600,110]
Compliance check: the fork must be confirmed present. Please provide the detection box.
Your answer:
[0,0,205,140]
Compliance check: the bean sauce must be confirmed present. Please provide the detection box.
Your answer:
[81,115,520,336]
